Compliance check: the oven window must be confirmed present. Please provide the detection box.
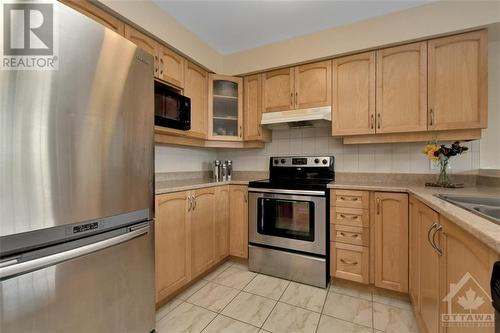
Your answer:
[257,198,314,241]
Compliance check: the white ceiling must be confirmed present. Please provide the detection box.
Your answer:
[153,0,431,55]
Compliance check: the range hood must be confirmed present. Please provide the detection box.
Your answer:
[261,106,331,129]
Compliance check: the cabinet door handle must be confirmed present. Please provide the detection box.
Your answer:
[340,259,358,265]
[258,127,261,136]
[290,92,293,106]
[187,195,192,211]
[295,92,298,106]
[377,113,381,129]
[244,194,248,203]
[370,114,374,130]
[427,223,438,250]
[376,198,381,215]
[429,108,434,126]
[339,232,359,238]
[193,196,197,210]
[339,214,357,220]
[239,125,242,138]
[339,196,358,202]
[160,58,164,76]
[154,55,159,74]
[432,224,443,255]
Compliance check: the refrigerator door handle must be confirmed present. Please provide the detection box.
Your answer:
[0,225,150,281]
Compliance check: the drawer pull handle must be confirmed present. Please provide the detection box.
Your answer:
[339,214,358,220]
[339,232,359,238]
[340,259,358,265]
[339,196,359,202]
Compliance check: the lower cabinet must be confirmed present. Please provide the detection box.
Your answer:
[155,185,246,304]
[374,192,409,292]
[190,187,216,279]
[215,186,230,260]
[409,196,497,333]
[229,185,249,258]
[154,191,191,303]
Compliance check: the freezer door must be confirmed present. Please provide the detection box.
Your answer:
[0,222,155,333]
[0,2,154,237]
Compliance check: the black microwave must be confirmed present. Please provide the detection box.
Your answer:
[154,81,191,130]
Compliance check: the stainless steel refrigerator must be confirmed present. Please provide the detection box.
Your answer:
[0,2,155,332]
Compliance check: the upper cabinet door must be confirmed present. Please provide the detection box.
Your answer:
[428,30,487,130]
[61,0,125,35]
[208,75,243,141]
[262,68,294,112]
[376,42,428,133]
[332,52,375,136]
[158,47,185,88]
[243,74,263,141]
[295,61,331,109]
[184,61,208,139]
[124,25,159,78]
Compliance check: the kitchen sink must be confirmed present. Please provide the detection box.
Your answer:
[436,194,500,225]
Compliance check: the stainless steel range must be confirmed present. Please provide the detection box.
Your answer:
[248,156,334,288]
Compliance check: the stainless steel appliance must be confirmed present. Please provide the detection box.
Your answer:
[0,3,155,332]
[154,80,191,130]
[248,156,334,288]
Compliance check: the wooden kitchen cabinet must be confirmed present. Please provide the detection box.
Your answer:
[417,201,441,333]
[124,25,160,78]
[262,62,331,113]
[373,192,409,292]
[155,191,191,303]
[158,46,185,88]
[60,0,124,35]
[243,74,264,141]
[229,185,248,258]
[376,42,427,133]
[428,30,488,131]
[295,61,332,109]
[440,216,496,333]
[409,197,420,310]
[184,61,208,139]
[190,187,216,278]
[208,75,243,141]
[262,68,294,112]
[215,186,230,260]
[332,52,376,136]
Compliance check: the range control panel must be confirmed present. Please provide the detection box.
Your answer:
[271,156,333,167]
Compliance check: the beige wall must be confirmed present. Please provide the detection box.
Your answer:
[481,23,500,169]
[224,1,500,75]
[99,0,224,73]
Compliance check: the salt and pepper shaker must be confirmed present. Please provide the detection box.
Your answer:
[213,160,221,182]
[213,160,234,182]
[226,160,232,181]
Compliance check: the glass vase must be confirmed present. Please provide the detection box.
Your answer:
[435,157,452,187]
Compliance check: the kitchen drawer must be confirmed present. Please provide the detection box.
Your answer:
[330,190,369,209]
[331,224,369,247]
[331,206,369,227]
[331,242,369,284]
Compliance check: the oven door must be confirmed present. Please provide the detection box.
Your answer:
[248,189,326,255]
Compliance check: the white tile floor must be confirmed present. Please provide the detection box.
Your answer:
[155,260,420,333]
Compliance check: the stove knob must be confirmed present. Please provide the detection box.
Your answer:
[322,159,328,165]
[280,159,286,164]
[314,158,320,164]
[274,159,279,165]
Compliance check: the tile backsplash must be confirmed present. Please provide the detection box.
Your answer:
[216,127,480,173]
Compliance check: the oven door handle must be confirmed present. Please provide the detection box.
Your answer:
[260,199,265,231]
[248,188,325,196]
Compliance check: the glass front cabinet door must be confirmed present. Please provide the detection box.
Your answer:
[208,74,243,141]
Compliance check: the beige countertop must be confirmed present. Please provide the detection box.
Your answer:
[328,181,500,253]
[155,177,258,195]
